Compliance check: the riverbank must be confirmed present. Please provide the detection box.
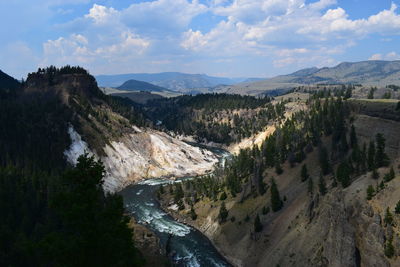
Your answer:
[128,217,170,267]
[157,187,240,267]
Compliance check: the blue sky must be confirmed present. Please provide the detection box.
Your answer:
[1,0,400,79]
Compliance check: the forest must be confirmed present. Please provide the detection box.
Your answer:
[142,93,285,144]
[0,66,144,266]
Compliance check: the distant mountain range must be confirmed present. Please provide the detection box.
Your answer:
[225,60,400,95]
[95,72,251,92]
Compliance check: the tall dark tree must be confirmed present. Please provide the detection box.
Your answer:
[367,141,376,171]
[350,125,358,149]
[270,178,283,212]
[301,164,310,182]
[254,214,263,233]
[318,173,327,195]
[375,133,389,168]
[337,161,351,188]
[219,202,228,224]
[319,145,331,175]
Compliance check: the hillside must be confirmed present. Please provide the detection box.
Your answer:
[111,91,164,104]
[158,92,400,266]
[0,66,225,266]
[0,69,20,91]
[226,60,400,95]
[96,72,249,92]
[117,79,172,93]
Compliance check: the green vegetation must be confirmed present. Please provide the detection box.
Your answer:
[383,167,396,182]
[318,173,327,195]
[254,214,263,233]
[0,155,143,267]
[385,239,395,258]
[395,200,400,214]
[384,207,394,226]
[270,178,283,212]
[142,93,282,144]
[219,202,229,224]
[366,185,375,200]
[367,87,376,99]
[0,66,146,267]
[301,164,310,182]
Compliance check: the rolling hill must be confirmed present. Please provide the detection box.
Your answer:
[225,60,400,95]
[117,79,172,93]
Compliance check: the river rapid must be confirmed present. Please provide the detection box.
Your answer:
[119,148,232,267]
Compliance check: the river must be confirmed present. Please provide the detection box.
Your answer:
[119,148,232,267]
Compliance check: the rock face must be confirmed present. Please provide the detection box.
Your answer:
[101,129,218,192]
[183,111,400,267]
[64,125,219,193]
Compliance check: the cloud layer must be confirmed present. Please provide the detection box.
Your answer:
[2,0,400,78]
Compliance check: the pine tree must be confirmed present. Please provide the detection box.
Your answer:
[375,133,389,168]
[366,185,375,200]
[254,214,263,233]
[395,200,400,214]
[337,161,351,188]
[190,206,197,220]
[219,202,228,224]
[372,168,379,180]
[319,145,331,175]
[384,207,394,226]
[308,177,314,195]
[350,125,358,149]
[384,167,395,182]
[270,178,283,212]
[385,239,395,258]
[318,173,327,195]
[301,164,309,182]
[367,141,375,171]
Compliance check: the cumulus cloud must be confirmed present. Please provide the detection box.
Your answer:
[369,52,400,61]
[3,0,400,78]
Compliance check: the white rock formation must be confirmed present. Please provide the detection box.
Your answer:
[64,126,90,165]
[64,125,219,193]
[101,129,218,193]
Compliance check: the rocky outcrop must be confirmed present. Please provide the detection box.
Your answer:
[101,128,219,192]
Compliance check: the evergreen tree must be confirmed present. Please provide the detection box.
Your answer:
[385,239,395,258]
[367,141,376,171]
[275,161,283,175]
[301,164,309,182]
[384,207,394,226]
[270,178,283,212]
[384,167,396,182]
[350,125,358,149]
[372,168,379,180]
[367,88,375,99]
[375,133,389,168]
[395,200,400,214]
[219,202,228,223]
[366,185,375,200]
[254,214,263,233]
[336,161,351,187]
[318,173,327,195]
[190,206,197,220]
[319,145,331,175]
[308,177,314,195]
[262,206,270,215]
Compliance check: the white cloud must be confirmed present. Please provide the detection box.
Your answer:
[85,4,118,25]
[369,51,400,61]
[5,0,400,78]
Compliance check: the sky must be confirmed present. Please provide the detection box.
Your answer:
[1,0,400,79]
